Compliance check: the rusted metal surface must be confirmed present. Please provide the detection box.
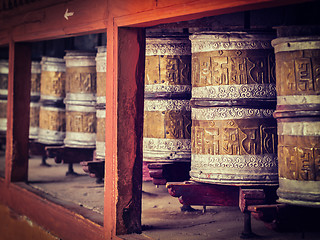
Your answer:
[64,51,97,148]
[143,35,192,164]
[272,26,320,207]
[189,31,278,186]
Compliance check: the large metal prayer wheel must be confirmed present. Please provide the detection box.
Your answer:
[64,51,97,148]
[143,35,192,163]
[190,31,278,185]
[272,26,320,207]
[38,57,66,145]
[95,46,106,159]
[0,60,8,133]
[29,61,41,140]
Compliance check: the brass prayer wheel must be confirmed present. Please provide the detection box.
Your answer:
[272,27,320,207]
[143,35,192,163]
[95,46,106,107]
[38,105,66,144]
[40,57,66,104]
[29,61,41,140]
[0,60,8,133]
[190,31,278,185]
[95,46,106,159]
[96,108,105,159]
[64,51,97,148]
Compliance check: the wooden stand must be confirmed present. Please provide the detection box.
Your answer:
[148,162,190,186]
[45,146,94,176]
[167,181,278,238]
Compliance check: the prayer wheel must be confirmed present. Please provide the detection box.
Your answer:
[38,57,66,145]
[38,105,66,144]
[95,46,106,159]
[0,60,8,133]
[143,35,192,163]
[272,26,320,207]
[64,51,97,148]
[29,61,41,140]
[40,57,66,104]
[190,31,278,185]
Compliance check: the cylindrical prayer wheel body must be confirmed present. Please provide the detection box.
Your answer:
[143,36,192,163]
[272,28,320,207]
[29,61,41,139]
[190,31,278,185]
[64,51,97,148]
[95,46,106,159]
[96,46,106,106]
[40,57,66,104]
[0,60,8,133]
[96,108,105,159]
[38,105,66,144]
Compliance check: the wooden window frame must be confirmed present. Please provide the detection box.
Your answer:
[0,0,309,239]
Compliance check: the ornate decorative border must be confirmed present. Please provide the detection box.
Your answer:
[278,121,320,136]
[192,84,276,100]
[277,95,320,105]
[146,38,191,56]
[190,31,274,53]
[144,99,191,111]
[192,107,274,120]
[272,36,320,53]
[41,57,66,72]
[145,84,191,94]
[191,154,278,171]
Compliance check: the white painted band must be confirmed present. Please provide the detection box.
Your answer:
[277,121,320,136]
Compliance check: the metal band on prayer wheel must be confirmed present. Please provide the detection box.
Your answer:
[64,51,97,148]
[143,35,192,163]
[190,31,278,185]
[0,60,8,133]
[272,27,320,207]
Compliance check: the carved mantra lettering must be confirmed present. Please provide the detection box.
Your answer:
[66,71,96,93]
[192,51,275,87]
[276,50,320,95]
[192,119,277,155]
[279,145,320,181]
[66,111,96,133]
[31,73,41,93]
[39,108,65,131]
[145,55,191,86]
[96,72,106,97]
[96,117,105,141]
[40,71,66,97]
[29,106,39,127]
[166,110,191,139]
[0,101,7,118]
[0,74,8,89]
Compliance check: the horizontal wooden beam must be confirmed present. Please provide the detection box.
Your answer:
[0,179,104,240]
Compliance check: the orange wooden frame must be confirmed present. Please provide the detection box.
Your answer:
[0,0,311,239]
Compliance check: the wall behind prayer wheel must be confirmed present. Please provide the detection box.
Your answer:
[190,31,278,185]
[143,35,192,163]
[272,26,320,207]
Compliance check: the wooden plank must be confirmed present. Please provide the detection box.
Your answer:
[0,179,104,240]
[113,0,311,27]
[5,42,31,183]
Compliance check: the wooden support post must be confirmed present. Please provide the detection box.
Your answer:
[5,42,31,183]
[105,24,146,237]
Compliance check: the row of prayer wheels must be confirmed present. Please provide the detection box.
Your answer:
[144,27,320,207]
[0,47,107,161]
